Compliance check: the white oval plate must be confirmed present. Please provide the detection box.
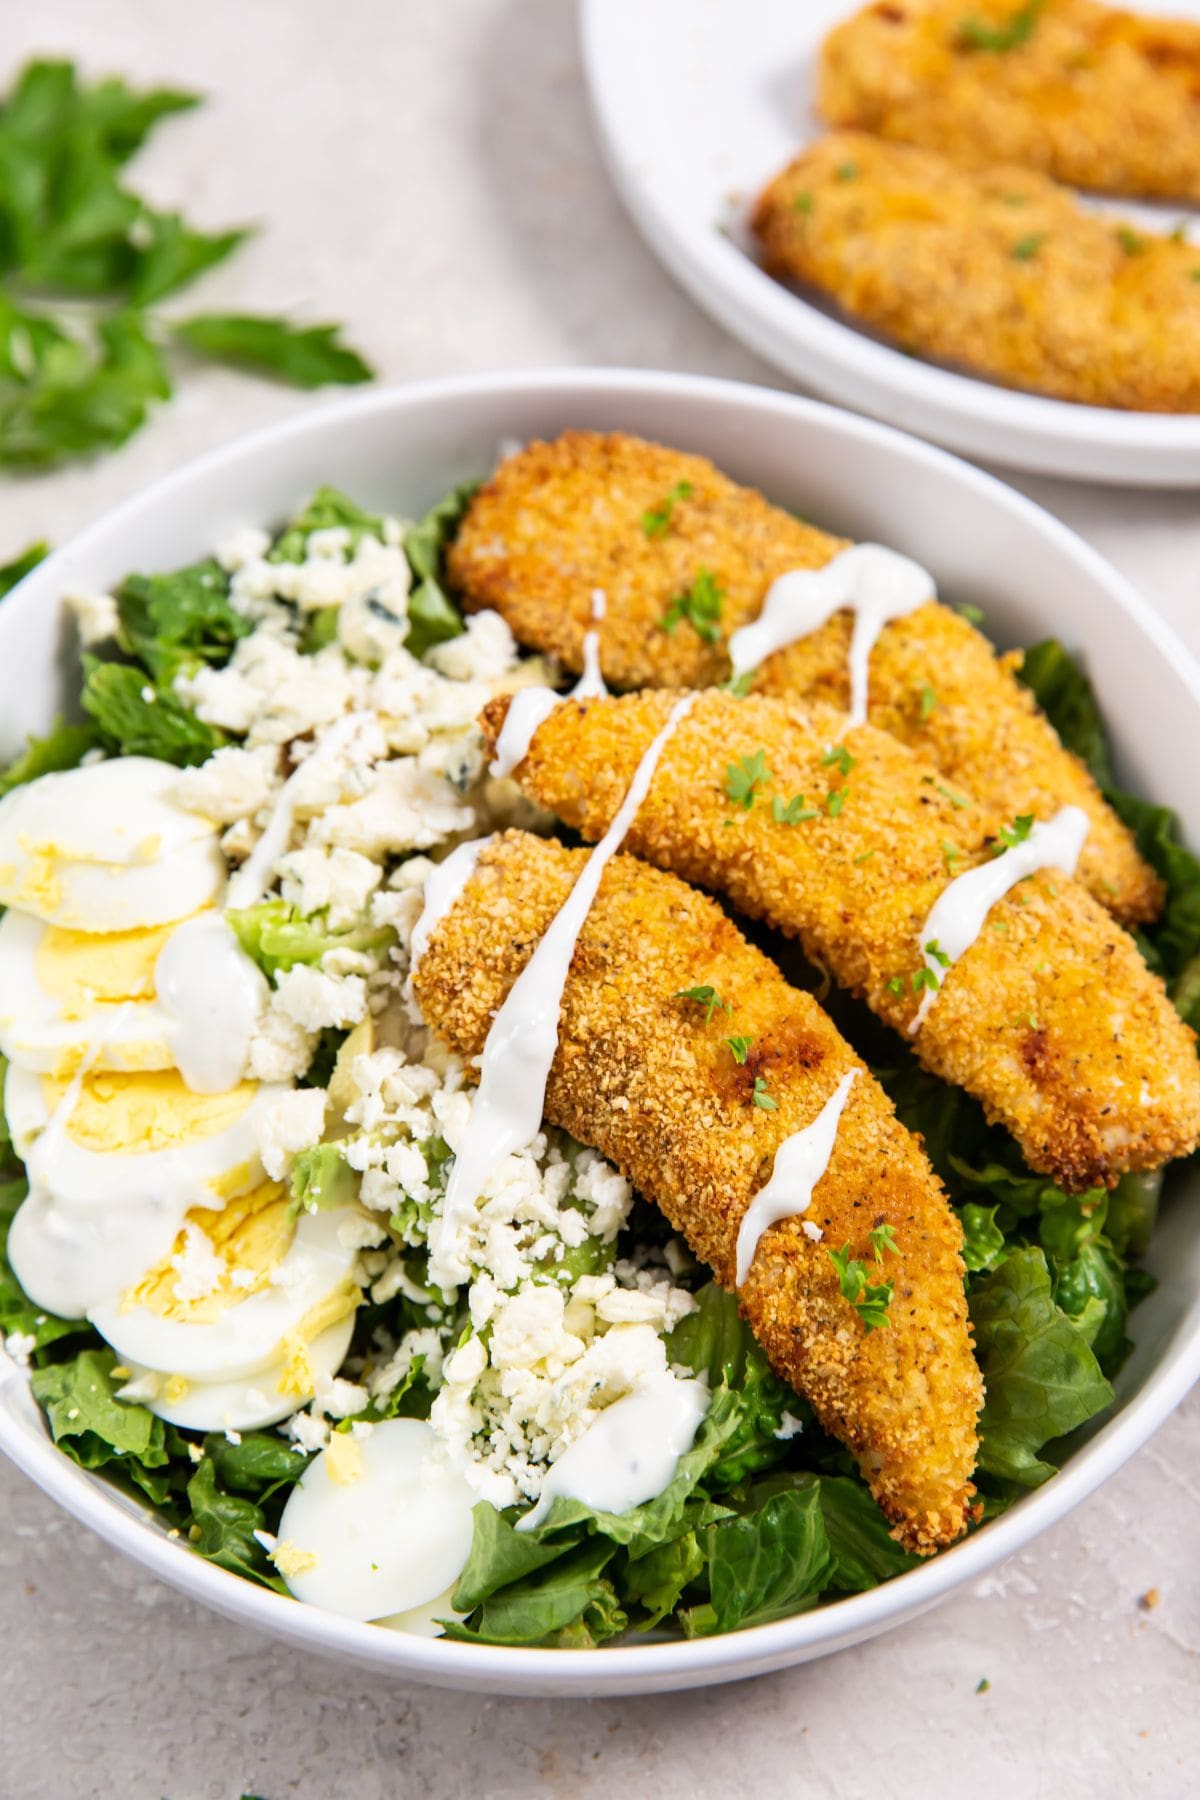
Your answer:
[2,370,1200,1696]
[580,0,1200,486]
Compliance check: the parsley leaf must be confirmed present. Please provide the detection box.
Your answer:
[661,568,724,644]
[835,161,858,182]
[919,684,938,721]
[172,315,372,388]
[752,1076,777,1111]
[827,1244,894,1330]
[1011,232,1047,262]
[994,813,1035,854]
[868,1223,898,1264]
[675,983,732,1025]
[771,794,817,826]
[821,744,855,777]
[957,1,1044,52]
[825,786,847,818]
[725,1034,753,1064]
[1115,225,1145,257]
[725,749,770,811]
[925,938,951,969]
[0,540,48,598]
[642,480,693,538]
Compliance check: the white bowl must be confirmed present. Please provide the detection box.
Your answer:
[580,0,1200,487]
[2,369,1199,1697]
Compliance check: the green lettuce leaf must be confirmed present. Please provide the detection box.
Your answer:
[114,557,249,683]
[290,1142,359,1213]
[226,899,394,979]
[960,1202,1008,1274]
[1015,640,1113,787]
[185,1455,287,1591]
[969,1247,1113,1488]
[200,1430,310,1498]
[269,487,385,564]
[82,656,224,764]
[30,1348,173,1502]
[622,1531,705,1629]
[688,1484,833,1635]
[0,716,102,798]
[666,1283,804,1485]
[1107,789,1200,987]
[445,1537,622,1647]
[402,482,475,657]
[0,540,48,598]
[452,1503,583,1613]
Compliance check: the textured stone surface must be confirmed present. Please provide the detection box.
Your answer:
[2,2,1199,1794]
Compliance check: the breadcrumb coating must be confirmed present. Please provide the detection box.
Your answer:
[480,689,1200,1192]
[752,131,1200,414]
[447,430,1159,923]
[412,830,982,1552]
[819,0,1200,202]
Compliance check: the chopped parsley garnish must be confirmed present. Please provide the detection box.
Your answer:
[821,744,856,777]
[825,786,847,818]
[943,840,962,871]
[912,966,941,995]
[661,568,724,643]
[725,749,770,810]
[994,812,1035,854]
[722,670,755,697]
[675,983,732,1025]
[1011,232,1047,262]
[792,191,814,214]
[1115,226,1145,257]
[642,480,694,538]
[925,938,951,969]
[725,1034,753,1064]
[835,161,859,182]
[827,1244,894,1331]
[957,601,985,625]
[886,976,906,998]
[772,793,817,826]
[868,1222,899,1265]
[976,1678,991,1695]
[854,848,876,864]
[956,0,1043,53]
[1170,222,1189,245]
[919,684,938,722]
[1191,269,1200,284]
[752,1075,777,1111]
[938,783,969,810]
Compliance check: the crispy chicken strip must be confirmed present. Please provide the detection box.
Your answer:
[819,0,1200,202]
[479,691,1200,1193]
[447,430,1159,924]
[752,132,1200,413]
[413,829,982,1552]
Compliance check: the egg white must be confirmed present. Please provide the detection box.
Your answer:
[275,1419,478,1622]
[0,909,176,1076]
[0,756,225,931]
[120,1315,357,1431]
[90,1205,361,1383]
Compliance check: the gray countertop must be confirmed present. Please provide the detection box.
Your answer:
[3,3,1199,1794]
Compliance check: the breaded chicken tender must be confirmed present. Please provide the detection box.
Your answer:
[413,829,982,1552]
[480,690,1200,1193]
[820,0,1200,202]
[448,430,1160,922]
[751,132,1200,413]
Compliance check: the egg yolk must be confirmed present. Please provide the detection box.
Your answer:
[35,916,191,1011]
[40,1068,257,1154]
[126,1180,292,1323]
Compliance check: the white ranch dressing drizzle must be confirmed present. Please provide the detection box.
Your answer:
[727,544,935,727]
[433,694,696,1287]
[909,805,1089,1035]
[516,1374,709,1532]
[734,1069,857,1287]
[408,838,490,982]
[226,712,364,910]
[154,912,269,1093]
[489,591,610,778]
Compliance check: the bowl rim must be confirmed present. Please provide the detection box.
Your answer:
[3,363,1200,1694]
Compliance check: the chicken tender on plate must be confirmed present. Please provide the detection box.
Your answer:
[480,690,1200,1193]
[412,829,983,1553]
[819,0,1200,202]
[447,430,1160,922]
[751,132,1200,414]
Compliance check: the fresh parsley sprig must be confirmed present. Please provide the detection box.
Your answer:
[993,813,1035,855]
[725,749,771,811]
[0,58,372,471]
[642,480,693,538]
[675,983,732,1025]
[661,568,724,643]
[752,1075,777,1111]
[827,1243,894,1331]
[956,0,1043,52]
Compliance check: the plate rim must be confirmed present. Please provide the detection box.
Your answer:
[578,0,1200,487]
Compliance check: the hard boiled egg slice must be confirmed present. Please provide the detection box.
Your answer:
[0,756,225,930]
[4,1067,286,1318]
[118,1314,356,1431]
[90,1189,362,1384]
[0,909,177,1076]
[275,1419,477,1622]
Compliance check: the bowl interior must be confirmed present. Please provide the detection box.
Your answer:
[2,368,1199,1696]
